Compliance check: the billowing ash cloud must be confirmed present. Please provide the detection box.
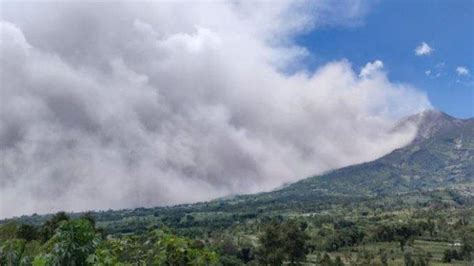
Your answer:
[0,1,430,218]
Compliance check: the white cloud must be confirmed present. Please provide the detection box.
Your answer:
[0,1,430,218]
[415,42,434,56]
[456,66,469,76]
[425,70,431,76]
[359,60,384,78]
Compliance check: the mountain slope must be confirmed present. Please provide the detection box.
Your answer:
[262,110,473,200]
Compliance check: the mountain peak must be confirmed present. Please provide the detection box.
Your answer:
[273,109,473,199]
[418,109,454,121]
[398,109,459,141]
[407,109,454,123]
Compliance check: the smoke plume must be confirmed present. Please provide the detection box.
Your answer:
[0,1,430,218]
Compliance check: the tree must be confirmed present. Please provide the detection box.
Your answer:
[16,224,38,241]
[258,221,286,265]
[325,226,364,251]
[0,222,19,240]
[38,218,98,265]
[258,219,309,265]
[0,239,27,266]
[80,212,96,229]
[150,229,218,265]
[426,219,436,237]
[284,220,309,265]
[40,212,70,243]
[394,223,419,251]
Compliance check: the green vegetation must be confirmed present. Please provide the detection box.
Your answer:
[1,213,219,265]
[2,192,472,265]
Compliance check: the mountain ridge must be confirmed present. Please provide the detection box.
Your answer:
[266,109,473,198]
[399,109,472,142]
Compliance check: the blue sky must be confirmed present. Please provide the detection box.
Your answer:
[296,0,473,118]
